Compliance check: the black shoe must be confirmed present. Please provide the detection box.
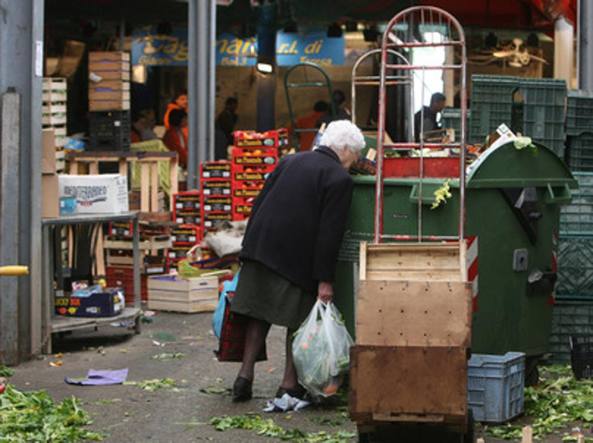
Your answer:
[275,384,307,400]
[232,376,253,402]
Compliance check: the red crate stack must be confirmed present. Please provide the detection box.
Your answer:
[231,130,285,221]
[200,161,233,231]
[106,266,148,303]
[169,191,204,271]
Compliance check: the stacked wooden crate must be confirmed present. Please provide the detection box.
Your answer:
[42,78,67,173]
[88,52,131,151]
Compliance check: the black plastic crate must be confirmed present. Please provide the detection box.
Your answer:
[88,111,131,151]
[570,336,593,379]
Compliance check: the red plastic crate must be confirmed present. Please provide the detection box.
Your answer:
[199,161,231,180]
[202,212,233,229]
[173,213,201,225]
[201,180,232,196]
[173,191,201,212]
[232,186,263,198]
[232,164,275,182]
[231,148,278,166]
[201,195,232,212]
[171,224,202,245]
[383,157,461,178]
[105,266,148,302]
[168,246,192,260]
[232,213,250,222]
[233,129,288,148]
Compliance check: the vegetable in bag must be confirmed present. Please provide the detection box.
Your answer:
[292,300,353,398]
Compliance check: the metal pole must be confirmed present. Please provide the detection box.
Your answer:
[256,2,277,132]
[188,0,215,189]
[578,0,593,91]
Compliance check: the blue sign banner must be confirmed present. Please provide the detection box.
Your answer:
[132,27,344,67]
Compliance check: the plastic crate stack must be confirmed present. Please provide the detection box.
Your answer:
[169,191,204,271]
[469,75,567,156]
[88,52,131,151]
[105,220,171,302]
[200,161,233,231]
[42,78,67,173]
[231,130,285,220]
[440,108,471,142]
[550,172,593,362]
[565,90,593,171]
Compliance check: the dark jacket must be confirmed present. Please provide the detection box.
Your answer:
[414,105,440,141]
[240,146,354,293]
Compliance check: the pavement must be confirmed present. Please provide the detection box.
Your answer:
[8,311,569,443]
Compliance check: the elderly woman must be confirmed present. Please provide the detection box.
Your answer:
[231,120,366,402]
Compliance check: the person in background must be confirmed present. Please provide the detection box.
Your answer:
[230,120,365,403]
[131,109,158,143]
[162,109,188,168]
[414,92,446,142]
[216,97,239,147]
[318,90,351,126]
[163,92,188,129]
[294,100,329,151]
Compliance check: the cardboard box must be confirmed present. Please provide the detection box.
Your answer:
[42,129,56,174]
[42,174,59,218]
[89,61,131,72]
[89,70,131,81]
[148,274,219,313]
[59,174,129,214]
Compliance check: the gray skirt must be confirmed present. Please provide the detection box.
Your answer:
[230,260,315,330]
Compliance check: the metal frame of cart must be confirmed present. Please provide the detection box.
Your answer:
[41,212,142,353]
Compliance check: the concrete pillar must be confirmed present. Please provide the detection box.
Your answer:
[0,0,44,362]
[554,16,575,86]
[578,0,593,91]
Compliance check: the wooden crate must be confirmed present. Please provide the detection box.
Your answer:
[356,280,471,347]
[359,241,467,282]
[352,241,471,427]
[147,274,219,313]
[349,345,468,425]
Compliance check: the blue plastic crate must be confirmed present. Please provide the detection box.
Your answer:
[468,352,525,423]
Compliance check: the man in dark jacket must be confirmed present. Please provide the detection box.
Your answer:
[230,120,365,402]
[414,92,446,142]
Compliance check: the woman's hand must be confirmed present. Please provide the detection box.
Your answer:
[318,281,334,303]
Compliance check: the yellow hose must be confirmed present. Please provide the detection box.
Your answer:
[0,266,29,276]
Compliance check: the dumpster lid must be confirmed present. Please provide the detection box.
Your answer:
[467,140,577,189]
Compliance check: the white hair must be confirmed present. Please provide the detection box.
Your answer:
[319,120,366,154]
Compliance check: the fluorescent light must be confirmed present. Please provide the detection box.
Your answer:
[256,62,274,74]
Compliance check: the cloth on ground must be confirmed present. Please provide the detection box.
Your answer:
[65,368,128,386]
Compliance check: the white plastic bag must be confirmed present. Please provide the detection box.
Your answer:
[292,300,353,398]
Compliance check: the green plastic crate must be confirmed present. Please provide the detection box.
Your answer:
[560,172,593,235]
[567,132,593,172]
[556,235,593,300]
[549,300,593,363]
[441,108,470,140]
[567,90,593,136]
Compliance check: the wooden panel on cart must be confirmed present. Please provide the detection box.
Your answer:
[356,281,471,347]
[349,345,467,424]
[359,241,467,282]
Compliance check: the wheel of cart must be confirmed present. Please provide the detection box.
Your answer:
[283,62,336,150]
[348,6,474,441]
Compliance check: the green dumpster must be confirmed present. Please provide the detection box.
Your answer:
[335,140,577,370]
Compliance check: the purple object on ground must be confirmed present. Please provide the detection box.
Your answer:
[65,368,129,386]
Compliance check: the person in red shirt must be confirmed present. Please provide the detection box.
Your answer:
[293,101,329,151]
[162,109,188,168]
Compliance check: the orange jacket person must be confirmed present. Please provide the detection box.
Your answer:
[162,109,188,168]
